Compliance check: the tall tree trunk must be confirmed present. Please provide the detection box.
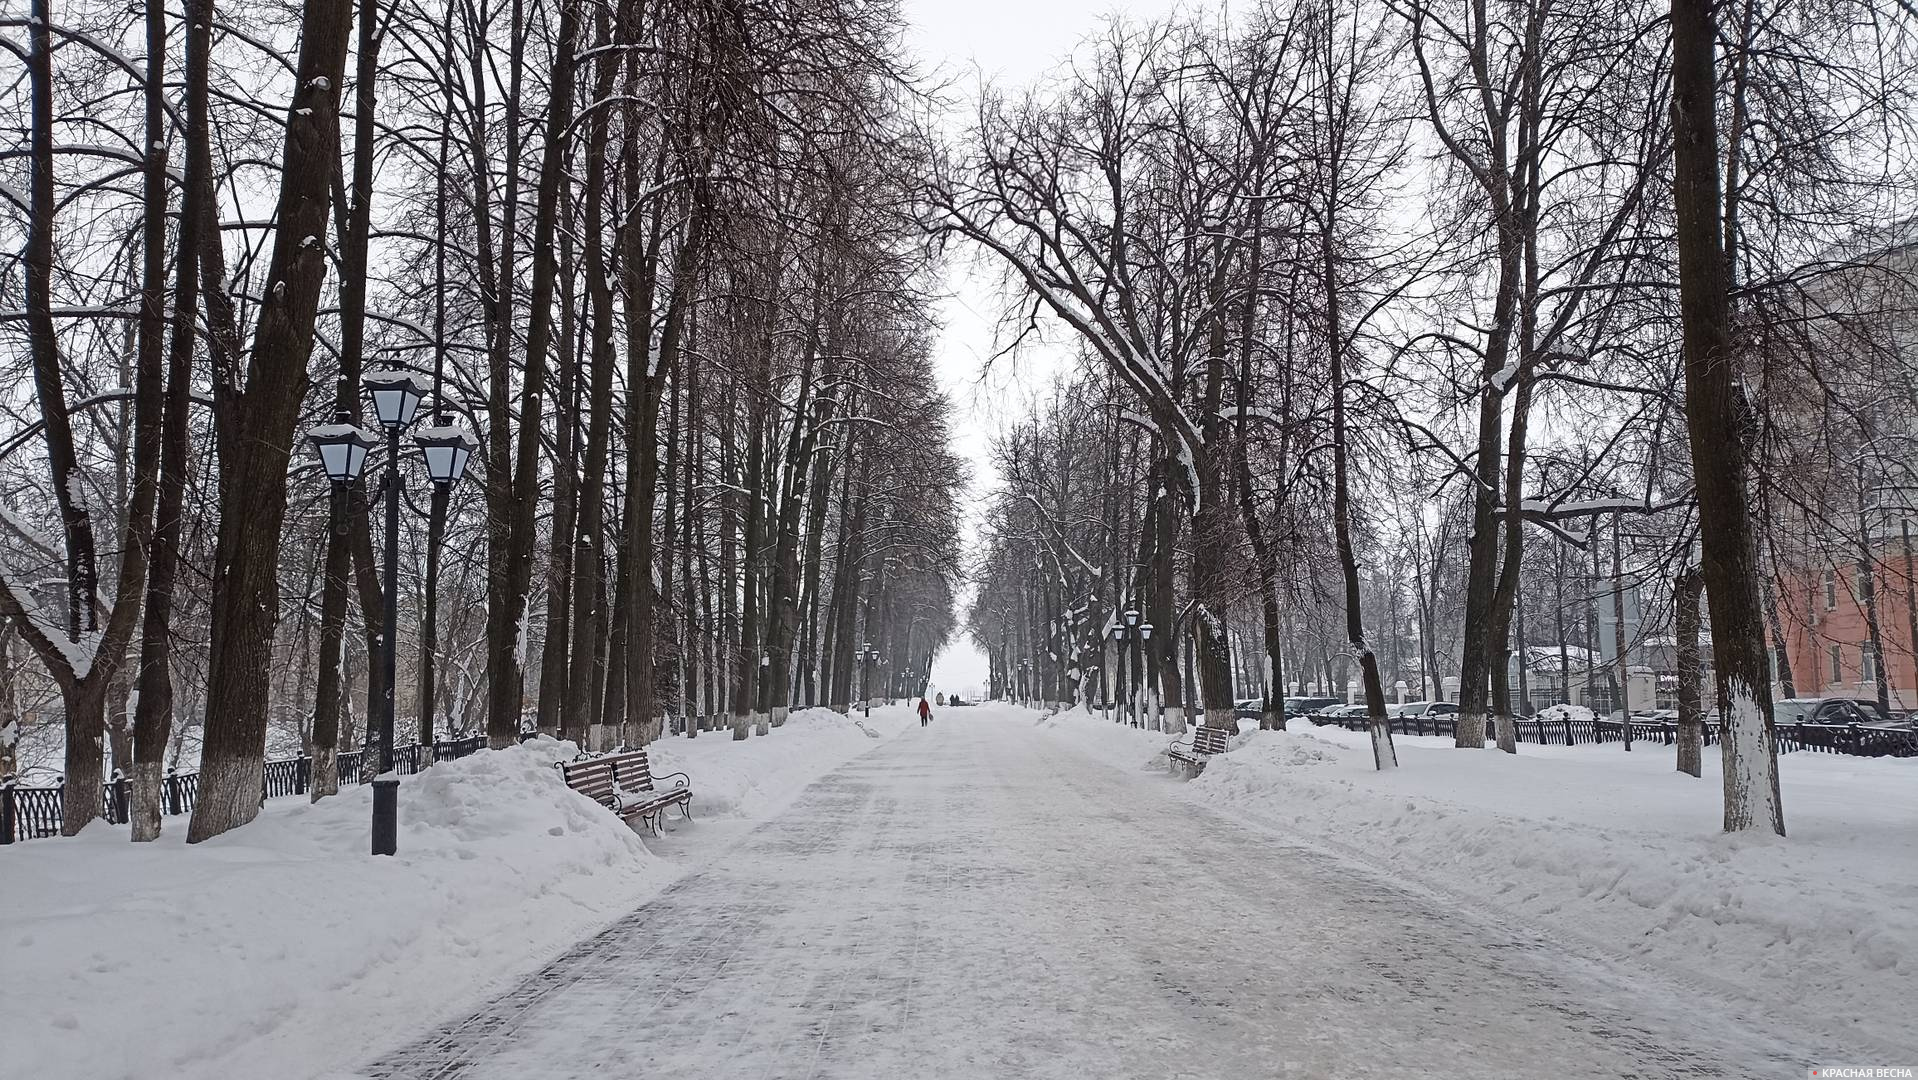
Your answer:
[534,197,580,740]
[483,0,575,748]
[131,0,191,838]
[1671,0,1785,834]
[1324,220,1394,770]
[1856,462,1891,717]
[1761,561,1795,700]
[566,27,621,749]
[1675,565,1705,777]
[188,0,355,842]
[731,407,767,740]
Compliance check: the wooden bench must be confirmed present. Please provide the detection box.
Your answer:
[556,749,692,835]
[1167,725,1233,777]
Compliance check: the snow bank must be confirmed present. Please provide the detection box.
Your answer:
[1042,709,1918,1051]
[0,737,655,1080]
[1,709,915,1080]
[648,705,911,820]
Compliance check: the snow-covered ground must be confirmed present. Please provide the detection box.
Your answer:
[1041,707,1918,1055]
[0,706,914,1080]
[366,702,1855,1078]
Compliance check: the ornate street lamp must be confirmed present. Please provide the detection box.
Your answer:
[1110,607,1155,728]
[857,643,883,718]
[306,369,464,857]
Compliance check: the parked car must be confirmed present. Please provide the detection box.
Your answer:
[1284,696,1343,716]
[1389,701,1459,719]
[1774,698,1918,756]
[1320,704,1369,721]
[1233,697,1268,721]
[1637,709,1679,723]
[1838,699,1917,728]
[1773,698,1899,728]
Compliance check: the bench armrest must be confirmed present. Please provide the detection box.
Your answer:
[655,771,690,790]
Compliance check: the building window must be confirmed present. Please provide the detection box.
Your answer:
[1823,571,1838,610]
[1830,645,1844,684]
[1863,647,1878,684]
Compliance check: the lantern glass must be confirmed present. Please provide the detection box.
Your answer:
[364,369,428,428]
[308,422,376,483]
[1140,623,1155,641]
[322,440,360,481]
[420,443,468,483]
[1123,608,1141,627]
[1110,625,1125,641]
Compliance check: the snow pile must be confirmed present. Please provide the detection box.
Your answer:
[3,707,923,1080]
[1043,710,1918,1050]
[649,705,912,820]
[0,737,660,1080]
[1036,704,1173,771]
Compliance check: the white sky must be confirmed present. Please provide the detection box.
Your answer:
[903,0,1161,698]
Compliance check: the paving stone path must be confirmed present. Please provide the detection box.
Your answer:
[369,707,1820,1079]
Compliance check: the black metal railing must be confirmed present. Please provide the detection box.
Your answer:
[1316,712,1916,758]
[1,734,496,844]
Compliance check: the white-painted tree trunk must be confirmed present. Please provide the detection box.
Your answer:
[1720,686,1783,833]
[130,761,163,841]
[1369,720,1399,771]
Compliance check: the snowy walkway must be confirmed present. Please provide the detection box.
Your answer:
[368,705,1822,1079]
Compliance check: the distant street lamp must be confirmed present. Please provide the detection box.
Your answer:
[857,643,883,718]
[308,369,473,856]
[1111,608,1155,728]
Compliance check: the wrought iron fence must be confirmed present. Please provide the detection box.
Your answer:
[1317,712,1917,758]
[1,734,494,844]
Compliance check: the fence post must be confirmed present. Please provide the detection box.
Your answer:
[111,770,130,825]
[1,775,14,845]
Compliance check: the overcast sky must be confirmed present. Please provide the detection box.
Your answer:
[900,0,1155,698]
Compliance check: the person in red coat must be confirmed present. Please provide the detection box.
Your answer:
[917,697,933,726]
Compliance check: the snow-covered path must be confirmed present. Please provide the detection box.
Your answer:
[367,705,1821,1079]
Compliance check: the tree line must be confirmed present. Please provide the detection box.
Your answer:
[0,0,963,841]
[943,0,1918,835]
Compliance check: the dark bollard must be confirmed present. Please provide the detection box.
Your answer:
[372,776,399,856]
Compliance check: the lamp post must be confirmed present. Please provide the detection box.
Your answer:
[1110,608,1155,728]
[857,643,882,718]
[308,370,474,856]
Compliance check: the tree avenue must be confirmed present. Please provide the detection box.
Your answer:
[5,0,1916,844]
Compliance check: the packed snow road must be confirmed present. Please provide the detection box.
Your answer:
[369,705,1823,1079]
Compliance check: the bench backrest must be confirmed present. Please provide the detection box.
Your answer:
[1193,726,1232,755]
[558,750,657,807]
